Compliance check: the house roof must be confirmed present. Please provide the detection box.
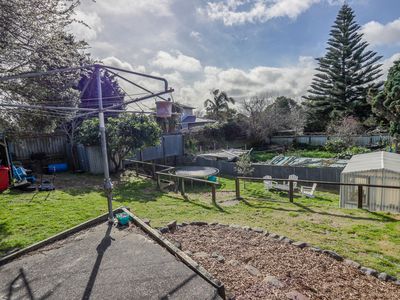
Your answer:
[173,103,196,109]
[342,151,400,174]
[181,116,215,124]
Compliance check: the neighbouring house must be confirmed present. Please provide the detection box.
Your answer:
[174,103,215,131]
[156,102,216,133]
[340,151,400,213]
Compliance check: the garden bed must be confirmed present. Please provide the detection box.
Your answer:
[164,224,400,300]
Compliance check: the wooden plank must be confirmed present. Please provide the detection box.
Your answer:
[235,178,241,199]
[358,185,363,209]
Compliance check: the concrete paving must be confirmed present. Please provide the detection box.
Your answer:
[0,222,221,300]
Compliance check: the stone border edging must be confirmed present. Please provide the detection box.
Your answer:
[121,208,226,299]
[157,221,400,286]
[0,207,125,267]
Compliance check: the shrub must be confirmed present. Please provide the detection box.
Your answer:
[336,146,371,159]
[324,139,347,153]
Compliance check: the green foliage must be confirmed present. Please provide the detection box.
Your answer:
[204,89,235,121]
[336,146,371,159]
[235,153,254,177]
[78,115,161,170]
[251,151,278,162]
[221,120,244,141]
[0,0,89,132]
[304,4,382,131]
[203,123,225,141]
[324,139,348,153]
[184,135,198,155]
[251,149,337,162]
[371,59,400,138]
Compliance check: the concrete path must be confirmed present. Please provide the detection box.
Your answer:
[0,222,221,300]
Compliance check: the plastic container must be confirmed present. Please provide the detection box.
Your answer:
[0,166,10,192]
[156,101,172,118]
[116,212,130,226]
[207,175,217,182]
[47,163,68,173]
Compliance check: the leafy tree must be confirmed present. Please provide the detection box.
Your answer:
[327,115,364,144]
[78,115,161,171]
[370,59,400,142]
[235,153,254,188]
[0,0,88,132]
[241,95,305,144]
[204,89,235,121]
[79,69,125,117]
[303,4,382,132]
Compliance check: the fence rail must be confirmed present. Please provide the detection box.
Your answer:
[235,176,400,209]
[125,159,220,204]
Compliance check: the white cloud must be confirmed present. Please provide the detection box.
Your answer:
[361,19,400,46]
[179,55,317,106]
[94,55,317,109]
[381,53,400,78]
[102,56,146,73]
[204,0,321,26]
[69,10,103,41]
[94,0,174,16]
[151,51,203,73]
[190,31,202,42]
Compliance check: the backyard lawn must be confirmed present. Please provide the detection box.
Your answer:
[1,172,399,278]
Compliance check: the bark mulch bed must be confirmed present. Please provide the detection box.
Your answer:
[164,224,400,300]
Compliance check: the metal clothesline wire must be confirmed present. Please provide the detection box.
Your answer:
[105,69,169,102]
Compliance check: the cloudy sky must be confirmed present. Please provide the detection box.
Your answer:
[71,0,400,110]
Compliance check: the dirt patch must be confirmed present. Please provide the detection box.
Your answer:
[164,225,399,300]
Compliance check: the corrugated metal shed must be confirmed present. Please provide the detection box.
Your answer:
[342,151,400,174]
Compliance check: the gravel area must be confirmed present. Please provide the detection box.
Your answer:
[164,224,400,300]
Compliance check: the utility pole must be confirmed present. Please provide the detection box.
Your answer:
[95,65,114,223]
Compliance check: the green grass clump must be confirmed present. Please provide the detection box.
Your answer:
[1,173,399,278]
[251,149,337,162]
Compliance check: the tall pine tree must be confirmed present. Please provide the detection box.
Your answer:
[304,4,382,132]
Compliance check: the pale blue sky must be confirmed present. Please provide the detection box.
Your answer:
[72,0,400,107]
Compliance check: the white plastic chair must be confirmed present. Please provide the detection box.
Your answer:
[288,174,298,190]
[300,183,317,198]
[263,175,275,190]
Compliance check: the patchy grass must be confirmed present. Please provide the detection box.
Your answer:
[1,172,399,278]
[251,149,337,162]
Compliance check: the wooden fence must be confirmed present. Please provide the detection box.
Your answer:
[8,133,67,160]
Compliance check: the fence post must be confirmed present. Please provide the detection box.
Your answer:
[152,162,156,180]
[211,184,216,205]
[157,173,161,190]
[289,180,294,203]
[135,162,139,177]
[181,178,185,195]
[235,178,241,199]
[357,185,363,209]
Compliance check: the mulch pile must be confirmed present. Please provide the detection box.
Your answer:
[164,224,399,300]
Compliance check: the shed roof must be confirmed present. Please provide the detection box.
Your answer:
[342,151,400,174]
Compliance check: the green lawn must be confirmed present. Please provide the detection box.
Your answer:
[1,172,399,278]
[251,149,337,162]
